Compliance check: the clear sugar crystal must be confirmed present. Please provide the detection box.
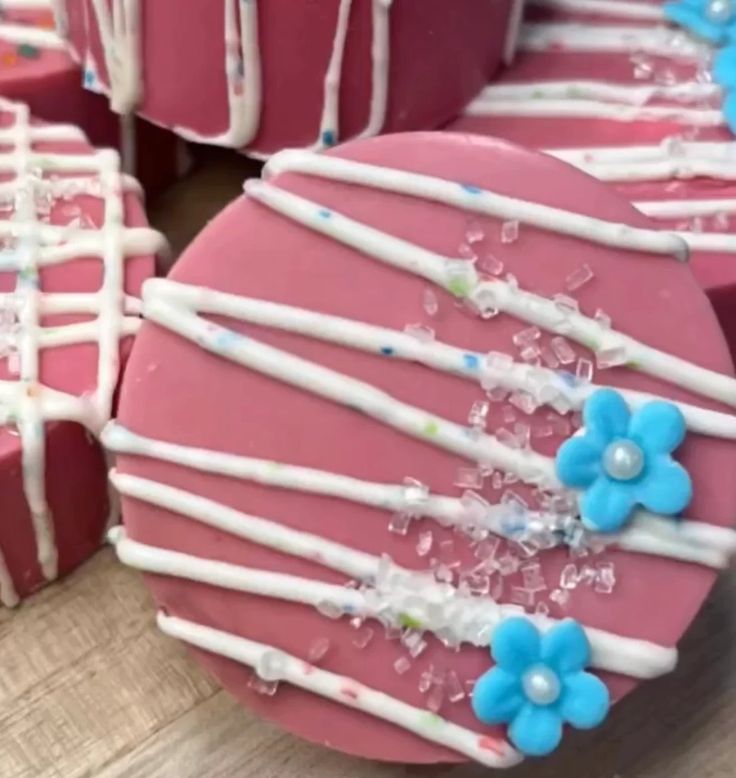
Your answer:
[550,336,576,365]
[446,670,465,703]
[500,220,520,244]
[480,253,504,276]
[422,287,439,317]
[308,637,331,662]
[416,530,434,557]
[404,323,435,343]
[565,264,594,292]
[394,656,412,675]
[575,358,594,383]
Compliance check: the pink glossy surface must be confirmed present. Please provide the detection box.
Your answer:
[63,0,513,155]
[445,4,736,357]
[0,107,155,600]
[118,132,736,764]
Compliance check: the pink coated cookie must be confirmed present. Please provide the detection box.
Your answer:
[0,97,165,607]
[58,0,518,156]
[107,132,736,766]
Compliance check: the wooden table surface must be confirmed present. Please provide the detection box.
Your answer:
[1,150,735,778]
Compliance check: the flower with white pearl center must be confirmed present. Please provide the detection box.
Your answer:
[707,0,733,22]
[556,389,691,533]
[665,0,736,44]
[473,618,610,757]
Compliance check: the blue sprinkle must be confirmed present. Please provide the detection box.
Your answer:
[380,346,395,356]
[559,371,578,388]
[321,129,337,147]
[214,328,242,350]
[463,353,480,371]
[84,70,96,87]
[460,183,482,195]
[318,208,332,219]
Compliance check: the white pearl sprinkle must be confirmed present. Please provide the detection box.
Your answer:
[522,665,562,706]
[603,440,645,482]
[706,0,733,23]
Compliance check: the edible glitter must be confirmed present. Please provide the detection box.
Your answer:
[500,220,520,244]
[404,323,435,343]
[560,563,579,590]
[455,467,484,489]
[352,626,375,649]
[422,288,439,317]
[575,358,594,383]
[446,670,466,703]
[479,253,504,276]
[394,656,412,675]
[465,219,485,245]
[416,530,434,558]
[550,336,576,365]
[308,637,331,662]
[565,263,594,292]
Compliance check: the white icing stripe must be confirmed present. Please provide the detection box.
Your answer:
[358,0,392,139]
[0,548,19,608]
[143,293,557,489]
[547,142,736,182]
[503,0,526,65]
[519,22,708,58]
[145,278,736,443]
[635,199,736,219]
[314,0,353,149]
[0,98,165,603]
[103,421,736,569]
[529,0,665,20]
[471,81,721,107]
[245,167,736,408]
[263,149,688,260]
[666,232,736,253]
[110,474,678,679]
[466,98,723,126]
[0,21,64,48]
[4,0,53,9]
[156,611,523,768]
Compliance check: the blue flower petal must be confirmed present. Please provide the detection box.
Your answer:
[629,401,686,455]
[664,1,732,43]
[491,617,541,674]
[471,668,525,725]
[580,476,636,533]
[559,671,610,730]
[713,45,736,89]
[540,619,591,676]
[636,457,692,515]
[555,435,603,488]
[582,388,630,444]
[508,702,563,757]
[724,89,736,135]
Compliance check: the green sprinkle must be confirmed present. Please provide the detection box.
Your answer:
[627,359,640,370]
[420,712,444,729]
[398,613,423,630]
[447,276,472,298]
[423,420,440,437]
[17,44,40,59]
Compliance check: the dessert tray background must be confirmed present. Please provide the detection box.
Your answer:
[0,149,734,778]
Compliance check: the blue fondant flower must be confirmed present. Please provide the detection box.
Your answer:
[555,388,692,533]
[664,0,736,44]
[472,618,610,757]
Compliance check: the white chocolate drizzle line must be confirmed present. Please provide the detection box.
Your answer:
[145,278,736,444]
[635,199,736,219]
[528,0,665,21]
[89,0,142,115]
[0,21,64,48]
[143,292,558,490]
[547,142,736,183]
[0,99,165,606]
[248,155,736,407]
[156,611,522,768]
[519,22,710,59]
[4,0,53,9]
[503,0,526,65]
[466,82,723,125]
[109,474,678,680]
[263,149,687,260]
[103,421,736,570]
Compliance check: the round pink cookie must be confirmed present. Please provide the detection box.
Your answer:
[60,0,516,156]
[0,98,162,605]
[115,132,735,764]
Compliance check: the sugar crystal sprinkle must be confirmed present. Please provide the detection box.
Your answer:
[500,220,519,244]
[565,263,594,292]
[416,530,434,557]
[550,336,576,365]
[307,637,331,662]
[394,656,412,675]
[422,287,439,317]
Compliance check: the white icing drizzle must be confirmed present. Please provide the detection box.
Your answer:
[4,0,53,9]
[358,0,393,139]
[103,421,736,570]
[109,474,678,680]
[548,142,736,182]
[145,278,736,444]
[0,98,165,606]
[156,611,523,768]
[503,0,527,65]
[635,199,736,219]
[528,0,665,20]
[519,22,709,59]
[247,156,736,406]
[143,291,557,489]
[263,149,688,260]
[466,81,723,125]
[0,21,64,49]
